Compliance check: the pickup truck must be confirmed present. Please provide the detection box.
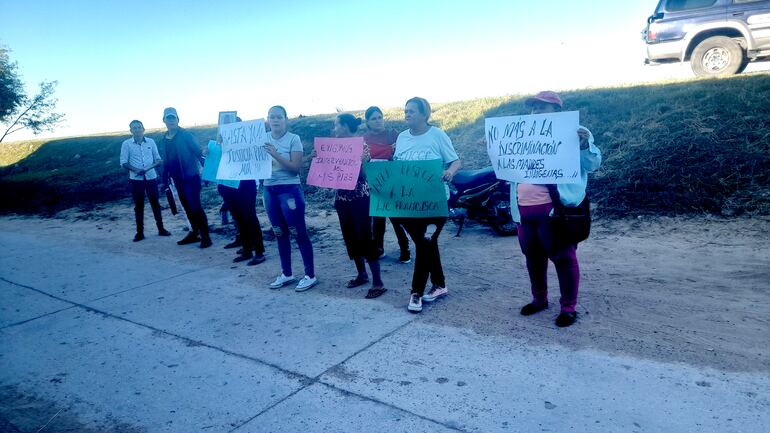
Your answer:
[643,0,770,76]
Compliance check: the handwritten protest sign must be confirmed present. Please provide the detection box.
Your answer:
[486,111,580,184]
[202,140,240,188]
[306,137,364,190]
[364,160,448,218]
[217,119,271,180]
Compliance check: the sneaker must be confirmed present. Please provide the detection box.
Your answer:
[199,237,213,249]
[247,254,266,266]
[377,248,386,259]
[295,276,318,292]
[133,233,145,242]
[407,293,422,313]
[422,285,448,302]
[398,250,411,264]
[177,233,200,245]
[158,228,171,236]
[269,274,296,289]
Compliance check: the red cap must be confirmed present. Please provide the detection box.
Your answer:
[524,91,563,110]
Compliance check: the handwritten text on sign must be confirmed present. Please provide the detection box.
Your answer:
[217,119,271,180]
[364,160,448,218]
[306,137,364,190]
[486,111,580,184]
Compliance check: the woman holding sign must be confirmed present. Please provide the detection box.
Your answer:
[364,106,412,264]
[333,114,386,299]
[394,97,461,313]
[513,91,602,327]
[263,106,317,292]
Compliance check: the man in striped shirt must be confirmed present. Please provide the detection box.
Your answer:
[120,119,171,242]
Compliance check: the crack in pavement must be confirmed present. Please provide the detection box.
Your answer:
[1,276,467,433]
[0,260,230,330]
[227,318,466,433]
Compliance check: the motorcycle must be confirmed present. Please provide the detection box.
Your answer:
[448,167,517,237]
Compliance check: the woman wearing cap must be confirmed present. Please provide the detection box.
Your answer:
[513,91,602,327]
[393,97,461,313]
[363,106,412,264]
[333,113,386,299]
[263,105,317,292]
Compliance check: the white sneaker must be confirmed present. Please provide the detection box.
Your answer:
[295,275,318,292]
[407,293,423,313]
[269,273,296,289]
[422,285,448,302]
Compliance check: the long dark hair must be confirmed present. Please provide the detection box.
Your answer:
[364,106,382,121]
[337,113,362,133]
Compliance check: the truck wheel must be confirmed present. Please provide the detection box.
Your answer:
[737,58,750,74]
[691,36,745,77]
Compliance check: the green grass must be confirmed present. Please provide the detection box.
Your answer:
[2,73,770,216]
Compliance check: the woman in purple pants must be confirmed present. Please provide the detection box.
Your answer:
[511,91,602,327]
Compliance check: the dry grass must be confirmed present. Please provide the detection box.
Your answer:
[1,73,769,216]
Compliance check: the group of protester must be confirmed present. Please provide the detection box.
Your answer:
[119,92,602,327]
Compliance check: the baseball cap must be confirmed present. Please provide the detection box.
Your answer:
[163,107,178,119]
[524,91,563,110]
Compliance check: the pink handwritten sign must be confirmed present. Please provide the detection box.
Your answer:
[307,137,364,190]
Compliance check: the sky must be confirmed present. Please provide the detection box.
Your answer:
[1,0,767,142]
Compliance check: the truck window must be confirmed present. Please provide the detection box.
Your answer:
[665,0,718,11]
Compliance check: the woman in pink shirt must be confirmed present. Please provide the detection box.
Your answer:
[514,91,602,327]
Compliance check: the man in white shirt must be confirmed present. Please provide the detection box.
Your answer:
[119,120,171,242]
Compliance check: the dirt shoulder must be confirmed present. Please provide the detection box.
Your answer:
[9,201,770,374]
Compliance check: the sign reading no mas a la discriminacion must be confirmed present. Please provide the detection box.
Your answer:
[217,119,271,180]
[306,137,364,190]
[486,111,581,184]
[364,160,448,218]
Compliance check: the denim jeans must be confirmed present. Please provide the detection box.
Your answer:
[263,184,314,278]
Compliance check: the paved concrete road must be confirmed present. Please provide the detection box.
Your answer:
[1,219,769,432]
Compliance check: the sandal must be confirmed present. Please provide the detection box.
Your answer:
[346,277,369,288]
[365,286,387,299]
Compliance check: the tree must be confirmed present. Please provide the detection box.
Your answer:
[0,46,64,144]
[0,47,24,120]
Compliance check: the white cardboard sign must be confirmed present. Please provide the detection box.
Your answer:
[485,111,581,184]
[217,119,272,180]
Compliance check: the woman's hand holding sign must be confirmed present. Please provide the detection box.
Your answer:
[442,160,461,182]
[578,127,590,150]
[264,142,278,158]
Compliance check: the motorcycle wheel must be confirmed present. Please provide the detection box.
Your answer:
[489,194,517,236]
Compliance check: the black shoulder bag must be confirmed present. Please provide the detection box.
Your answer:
[546,185,591,249]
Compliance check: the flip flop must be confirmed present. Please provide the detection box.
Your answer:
[346,277,369,288]
[365,287,387,299]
